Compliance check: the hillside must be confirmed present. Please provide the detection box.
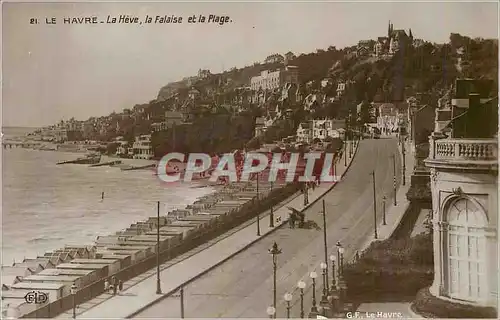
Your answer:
[59,32,497,157]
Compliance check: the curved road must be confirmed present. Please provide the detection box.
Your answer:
[134,138,402,318]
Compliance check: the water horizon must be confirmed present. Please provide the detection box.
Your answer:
[1,147,215,265]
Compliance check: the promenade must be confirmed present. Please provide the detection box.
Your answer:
[132,139,402,318]
[59,141,358,319]
[354,138,420,318]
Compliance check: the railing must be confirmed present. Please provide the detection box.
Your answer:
[432,138,497,161]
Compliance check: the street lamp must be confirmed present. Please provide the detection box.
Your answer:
[257,213,261,236]
[344,138,347,166]
[266,306,276,319]
[156,201,162,295]
[319,262,330,316]
[284,292,293,319]
[338,247,345,277]
[321,200,329,292]
[370,171,378,239]
[402,139,406,186]
[320,262,328,301]
[329,255,336,290]
[308,271,319,317]
[335,241,342,276]
[269,242,282,317]
[329,255,339,315]
[336,246,347,309]
[303,182,309,206]
[382,195,387,226]
[391,154,397,206]
[297,280,306,318]
[348,111,353,158]
[70,283,77,319]
[269,181,274,227]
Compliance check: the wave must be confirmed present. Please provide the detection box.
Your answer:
[28,236,64,243]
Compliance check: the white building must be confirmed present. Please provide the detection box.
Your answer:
[376,103,399,134]
[296,119,345,143]
[254,117,266,137]
[425,135,497,309]
[296,122,312,144]
[132,135,153,160]
[250,66,299,92]
[422,86,498,314]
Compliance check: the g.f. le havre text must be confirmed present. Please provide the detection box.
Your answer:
[34,14,231,25]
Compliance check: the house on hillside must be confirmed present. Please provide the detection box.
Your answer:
[357,40,373,57]
[254,117,266,137]
[296,122,311,144]
[376,103,399,134]
[188,87,201,100]
[132,135,153,160]
[197,69,211,79]
[375,21,414,57]
[284,51,296,64]
[321,78,333,88]
[264,54,285,64]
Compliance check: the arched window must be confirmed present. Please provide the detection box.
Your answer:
[445,197,488,301]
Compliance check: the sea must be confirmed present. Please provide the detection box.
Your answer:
[1,126,215,265]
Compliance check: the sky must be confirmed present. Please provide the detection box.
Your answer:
[2,1,498,127]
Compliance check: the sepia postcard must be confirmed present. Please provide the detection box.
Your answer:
[1,1,498,319]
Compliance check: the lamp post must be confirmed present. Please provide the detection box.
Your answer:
[180,287,185,318]
[269,181,274,227]
[257,213,261,236]
[266,306,276,319]
[321,200,329,292]
[348,111,353,158]
[269,242,282,317]
[309,271,319,317]
[329,254,339,315]
[297,281,306,318]
[70,283,77,319]
[156,201,162,294]
[284,292,293,319]
[319,262,330,316]
[329,255,336,290]
[303,182,309,206]
[370,171,378,239]
[256,172,260,199]
[391,154,397,206]
[402,138,406,186]
[344,138,347,166]
[335,242,343,278]
[382,195,387,226]
[339,246,345,276]
[337,246,347,309]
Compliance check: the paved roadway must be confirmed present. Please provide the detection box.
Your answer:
[134,138,401,318]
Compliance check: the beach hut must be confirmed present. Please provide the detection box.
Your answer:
[69,258,121,275]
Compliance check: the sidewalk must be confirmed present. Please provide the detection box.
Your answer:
[60,141,360,319]
[355,139,420,317]
[359,138,415,250]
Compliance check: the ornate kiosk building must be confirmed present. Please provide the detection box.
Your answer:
[422,80,497,316]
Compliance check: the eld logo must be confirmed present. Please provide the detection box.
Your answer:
[24,291,48,304]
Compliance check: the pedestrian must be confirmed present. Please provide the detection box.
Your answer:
[118,280,123,292]
[289,213,295,229]
[104,278,110,292]
[112,276,117,295]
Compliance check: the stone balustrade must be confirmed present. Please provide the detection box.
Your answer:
[430,138,497,161]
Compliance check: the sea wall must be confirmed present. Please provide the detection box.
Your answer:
[16,180,299,318]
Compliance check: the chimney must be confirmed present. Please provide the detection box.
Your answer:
[468,93,480,111]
